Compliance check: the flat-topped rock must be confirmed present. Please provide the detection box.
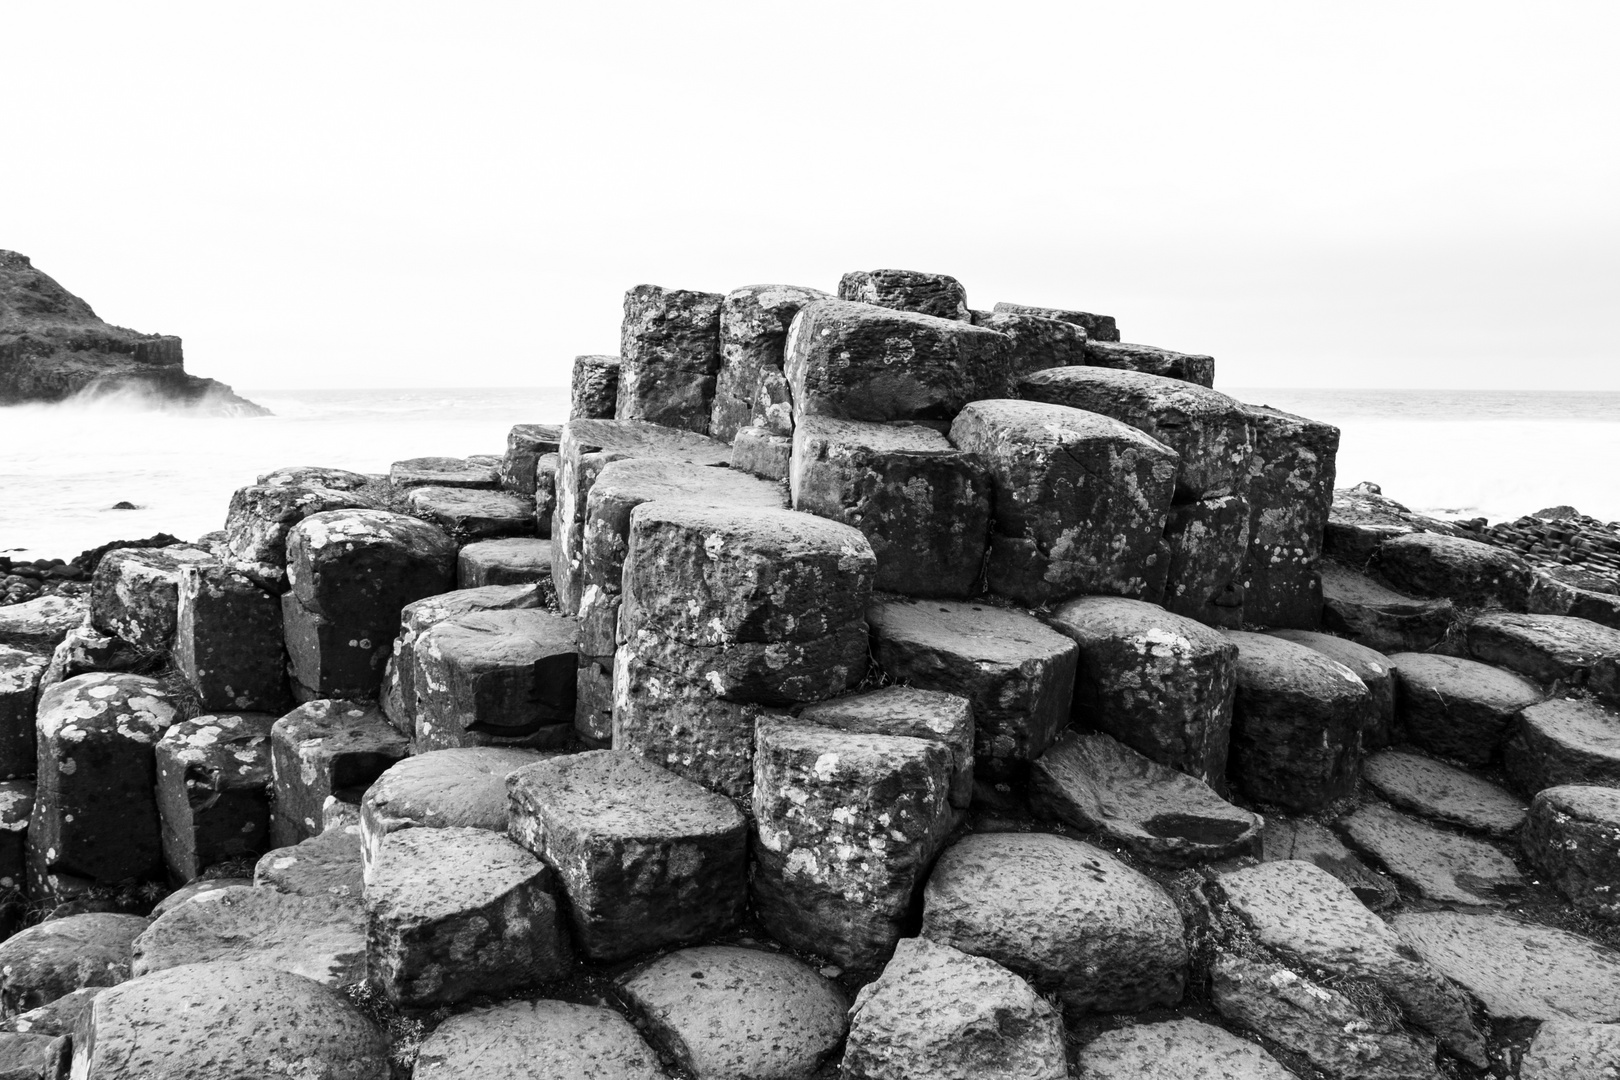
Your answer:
[1076,1016,1298,1080]
[359,747,546,884]
[797,685,975,809]
[254,823,363,901]
[1324,484,1467,565]
[711,283,832,440]
[89,545,217,655]
[1469,612,1620,702]
[0,913,147,1014]
[1373,532,1533,610]
[0,594,84,653]
[1363,749,1526,836]
[148,878,251,918]
[970,309,1089,380]
[949,399,1177,604]
[922,832,1187,1015]
[1531,566,1620,631]
[868,597,1077,766]
[1268,628,1396,748]
[1388,652,1542,765]
[1507,697,1620,794]
[1523,785,1620,920]
[407,485,537,538]
[499,423,562,495]
[1393,910,1620,1023]
[618,946,848,1080]
[790,416,991,597]
[154,711,276,881]
[222,482,374,586]
[619,621,868,709]
[1017,366,1252,499]
[366,826,570,1005]
[257,466,370,490]
[1340,801,1524,906]
[286,508,456,629]
[0,984,103,1036]
[1258,817,1399,909]
[1032,729,1262,865]
[617,284,724,433]
[730,426,792,480]
[507,750,747,961]
[843,937,1067,1080]
[0,645,48,779]
[172,563,288,713]
[72,961,389,1080]
[1520,1018,1620,1079]
[132,885,364,988]
[839,268,971,321]
[457,537,553,587]
[1223,631,1368,810]
[381,583,541,734]
[1321,561,1455,653]
[270,700,409,847]
[413,999,664,1080]
[1049,596,1237,788]
[993,299,1119,341]
[1238,404,1339,629]
[388,456,501,489]
[1083,339,1215,386]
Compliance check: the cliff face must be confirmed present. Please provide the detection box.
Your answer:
[0,250,267,414]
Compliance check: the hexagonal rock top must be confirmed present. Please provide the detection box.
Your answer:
[255,824,364,902]
[406,486,537,539]
[1468,613,1620,704]
[388,456,500,489]
[1373,531,1533,611]
[456,537,553,588]
[72,960,390,1080]
[0,594,85,653]
[285,509,456,630]
[154,711,276,882]
[1508,697,1620,794]
[269,699,410,848]
[382,582,542,733]
[1339,801,1524,906]
[921,832,1187,1016]
[1362,749,1527,837]
[797,685,975,810]
[1387,652,1542,766]
[412,999,664,1080]
[1075,1017,1297,1079]
[506,750,748,962]
[0,913,148,1015]
[843,936,1067,1080]
[89,545,217,655]
[618,946,848,1080]
[132,885,365,988]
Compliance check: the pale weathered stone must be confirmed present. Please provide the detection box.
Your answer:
[269,700,409,848]
[1362,749,1526,836]
[0,595,84,654]
[0,913,147,1015]
[1075,1016,1299,1080]
[1373,532,1533,611]
[154,712,275,881]
[411,609,579,752]
[132,885,364,988]
[1520,1018,1620,1079]
[255,824,363,902]
[456,537,552,587]
[147,878,251,918]
[1240,404,1339,629]
[388,456,499,489]
[413,999,663,1080]
[1340,801,1524,906]
[1507,697,1620,794]
[1258,816,1399,910]
[1522,785,1620,920]
[798,686,975,810]
[89,545,217,655]
[407,485,537,539]
[0,780,32,892]
[711,283,831,441]
[730,426,792,480]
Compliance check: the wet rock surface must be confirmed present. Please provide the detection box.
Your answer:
[1362,748,1527,836]
[1340,800,1525,905]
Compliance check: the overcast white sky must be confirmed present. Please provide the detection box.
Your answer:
[6,2,1617,391]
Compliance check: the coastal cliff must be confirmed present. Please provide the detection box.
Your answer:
[0,250,266,414]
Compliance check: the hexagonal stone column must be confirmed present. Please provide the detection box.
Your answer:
[89,545,217,656]
[784,299,1012,425]
[1388,653,1542,765]
[731,426,792,481]
[751,716,955,970]
[1468,612,1620,705]
[1161,494,1252,627]
[921,832,1187,1016]
[223,484,377,590]
[507,751,748,962]
[570,354,621,421]
[172,564,287,713]
[971,309,1089,383]
[0,645,48,779]
[1048,596,1235,788]
[0,780,33,892]
[791,417,991,598]
[1523,785,1620,919]
[388,456,499,489]
[0,912,148,1014]
[270,700,410,847]
[1321,561,1456,653]
[798,686,975,811]
[1374,532,1534,611]
[413,999,663,1080]
[838,268,971,321]
[949,399,1177,604]
[710,283,830,441]
[498,422,560,495]
[992,299,1119,341]
[365,826,570,1005]
[1239,404,1339,629]
[29,673,178,888]
[1269,629,1395,749]
[455,537,552,587]
[1082,339,1216,386]
[617,285,725,433]
[154,711,276,882]
[406,486,536,539]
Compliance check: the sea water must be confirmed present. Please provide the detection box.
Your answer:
[1,386,1617,560]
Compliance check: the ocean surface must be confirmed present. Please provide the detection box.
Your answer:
[1,386,1617,560]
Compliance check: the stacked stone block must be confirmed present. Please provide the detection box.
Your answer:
[172,563,288,712]
[616,285,724,433]
[269,699,410,847]
[570,354,621,420]
[497,423,560,495]
[1240,405,1340,629]
[710,283,829,441]
[154,712,276,882]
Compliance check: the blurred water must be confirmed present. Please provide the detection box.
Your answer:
[1,385,1616,560]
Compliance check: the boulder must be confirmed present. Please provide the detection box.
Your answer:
[269,700,409,848]
[1506,697,1620,794]
[618,946,848,1080]
[710,283,831,441]
[413,999,664,1080]
[148,878,250,918]
[1160,494,1251,628]
[797,686,975,810]
[36,626,142,703]
[784,299,1013,425]
[0,914,147,1015]
[1321,561,1455,653]
[498,423,561,495]
[868,597,1077,767]
[1268,629,1396,749]
[89,546,216,655]
[843,936,1067,1080]
[1075,1016,1299,1080]
[131,885,364,988]
[1049,596,1236,787]
[358,747,544,884]
[154,712,276,881]
[790,418,991,598]
[0,984,101,1036]
[1224,630,1368,810]
[70,961,389,1080]
[838,268,971,322]
[618,285,725,433]
[406,485,537,538]
[172,564,287,712]
[1031,729,1262,865]
[1362,749,1526,836]
[1017,366,1252,500]
[1258,816,1399,910]
[1324,483,1467,566]
[1522,785,1620,920]
[0,781,32,892]
[1082,339,1215,386]
[949,399,1177,604]
[387,456,500,489]
[254,824,363,902]
[365,826,570,1005]
[1393,910,1620,1024]
[456,537,552,587]
[570,354,621,421]
[0,647,47,779]
[970,310,1089,380]
[752,716,954,969]
[411,609,579,752]
[1373,532,1533,610]
[507,751,748,962]
[1239,404,1339,629]
[992,299,1119,341]
[731,426,792,480]
[0,595,84,654]
[1210,953,1441,1080]
[285,509,457,631]
[1468,612,1620,703]
[1520,1018,1620,1079]
[257,466,371,491]
[922,832,1186,1015]
[29,673,177,886]
[1388,652,1541,765]
[1340,801,1523,906]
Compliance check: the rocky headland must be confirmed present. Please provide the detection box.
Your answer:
[0,251,266,414]
[1,269,1619,1079]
